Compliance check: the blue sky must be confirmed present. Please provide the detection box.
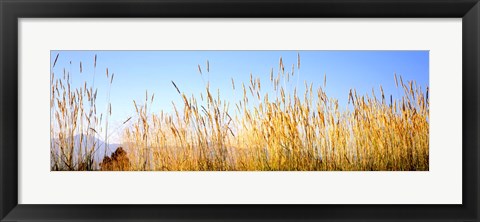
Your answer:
[51,50,429,142]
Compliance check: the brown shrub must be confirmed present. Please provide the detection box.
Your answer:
[99,147,131,171]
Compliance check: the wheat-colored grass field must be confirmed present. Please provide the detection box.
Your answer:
[50,52,429,171]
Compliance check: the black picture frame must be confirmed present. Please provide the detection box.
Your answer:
[1,0,479,221]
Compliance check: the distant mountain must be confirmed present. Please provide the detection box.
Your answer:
[51,134,122,163]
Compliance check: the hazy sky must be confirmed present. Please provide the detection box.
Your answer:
[51,50,429,142]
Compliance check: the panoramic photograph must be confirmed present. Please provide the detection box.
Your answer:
[50,50,429,171]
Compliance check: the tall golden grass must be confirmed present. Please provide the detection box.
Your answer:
[51,53,429,171]
[50,54,117,170]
